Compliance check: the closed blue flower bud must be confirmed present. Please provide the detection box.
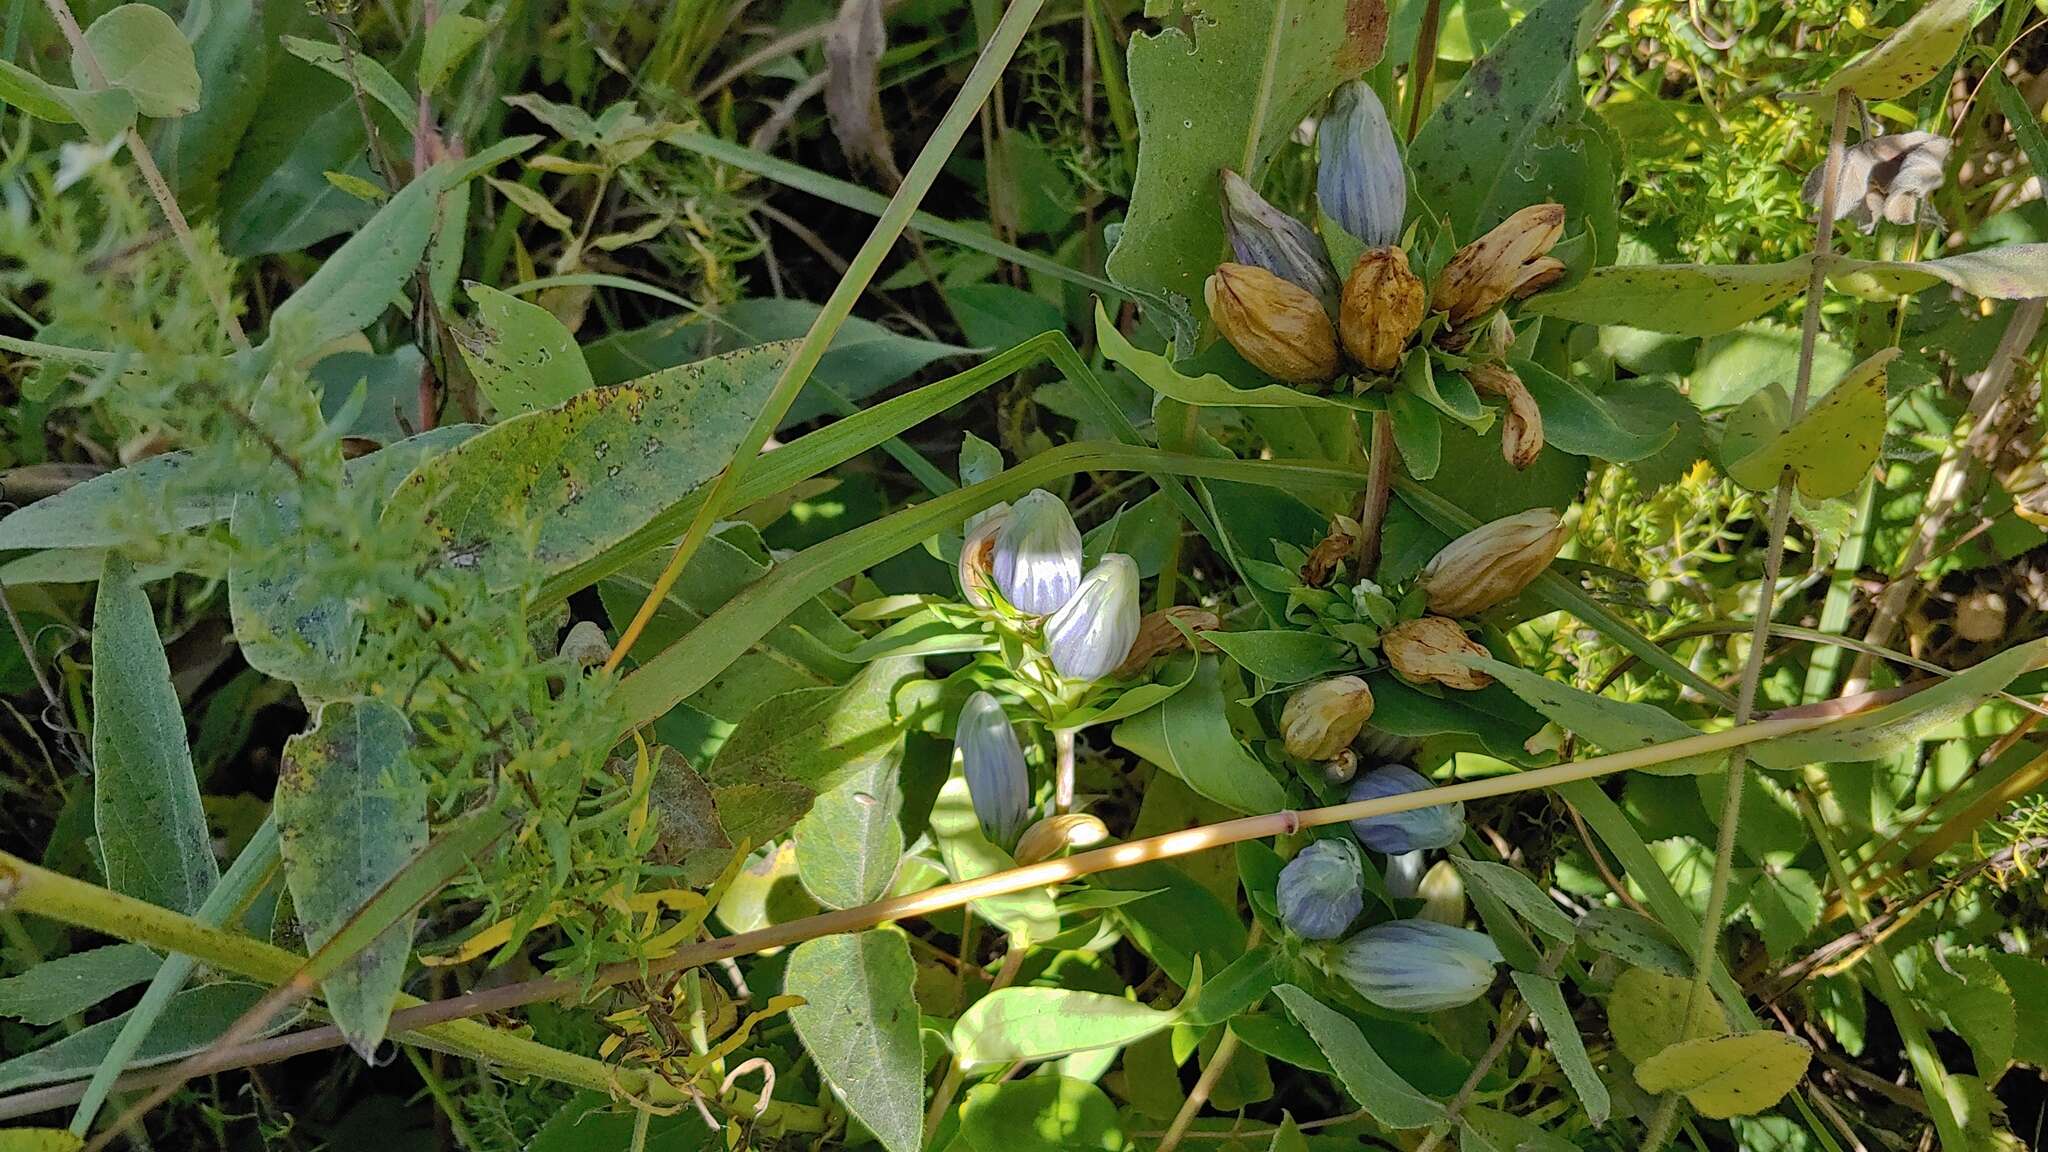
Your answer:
[1221,168,1339,311]
[1278,838,1365,940]
[1334,919,1503,1013]
[1044,553,1141,683]
[1317,81,1405,248]
[992,489,1084,615]
[956,691,1030,848]
[1346,764,1465,854]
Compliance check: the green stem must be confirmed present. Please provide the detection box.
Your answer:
[606,0,1050,675]
[405,1046,483,1150]
[1795,783,1969,1151]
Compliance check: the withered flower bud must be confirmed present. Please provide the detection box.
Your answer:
[1382,616,1493,691]
[1431,204,1566,327]
[1111,605,1221,680]
[1323,748,1360,784]
[1220,168,1339,310]
[1339,247,1426,374]
[1466,362,1543,470]
[1302,515,1361,587]
[1955,590,2006,643]
[1420,508,1568,618]
[1207,263,1342,385]
[1281,676,1377,761]
[1014,813,1109,865]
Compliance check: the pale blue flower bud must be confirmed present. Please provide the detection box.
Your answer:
[1221,168,1339,311]
[1043,553,1141,683]
[1278,838,1365,940]
[956,691,1030,848]
[1334,920,1503,1013]
[1346,764,1465,854]
[1317,81,1405,248]
[992,489,1084,615]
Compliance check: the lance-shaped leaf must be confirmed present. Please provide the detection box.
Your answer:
[1828,244,2048,303]
[952,982,1185,1070]
[386,341,793,591]
[1271,985,1445,1130]
[1512,972,1608,1124]
[1793,0,1977,104]
[1523,258,1813,337]
[276,699,428,1059]
[93,553,218,914]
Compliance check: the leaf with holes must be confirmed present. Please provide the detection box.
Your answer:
[1523,258,1812,337]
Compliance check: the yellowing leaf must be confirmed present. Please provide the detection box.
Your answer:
[1608,968,1725,1065]
[486,174,573,232]
[1799,0,1977,103]
[1724,349,1892,500]
[0,1130,84,1152]
[1634,1031,1813,1119]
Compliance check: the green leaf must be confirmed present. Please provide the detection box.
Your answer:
[1524,258,1813,337]
[1992,72,2048,187]
[152,0,284,215]
[0,59,78,122]
[928,776,1059,943]
[265,138,534,352]
[1690,322,1854,410]
[1724,349,1890,500]
[952,985,1181,1070]
[1798,0,1976,102]
[1986,953,2048,1068]
[527,1092,724,1152]
[1827,245,2048,303]
[1634,1031,1812,1119]
[417,13,489,94]
[1578,908,1690,976]
[1511,358,1675,463]
[1201,630,1356,684]
[1923,953,2015,1079]
[78,4,200,118]
[0,944,161,1026]
[454,281,594,415]
[276,698,428,1059]
[1182,945,1282,1028]
[958,1077,1126,1152]
[277,35,414,126]
[1095,301,1360,411]
[1510,972,1608,1124]
[1608,967,1726,1064]
[707,657,914,854]
[1105,0,1387,328]
[92,553,218,914]
[1408,0,1605,241]
[388,341,791,591]
[1453,858,1573,942]
[1111,656,1287,814]
[1751,637,2048,770]
[1271,985,1446,1130]
[58,84,137,143]
[792,729,906,909]
[786,932,923,1152]
[1745,866,1821,959]
[1470,655,1721,776]
[949,283,1065,349]
[0,982,288,1094]
[1388,389,1441,480]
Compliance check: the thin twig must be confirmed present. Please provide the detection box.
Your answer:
[39,0,248,350]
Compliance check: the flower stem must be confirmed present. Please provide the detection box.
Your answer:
[1053,727,1077,815]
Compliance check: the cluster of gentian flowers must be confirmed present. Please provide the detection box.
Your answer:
[1278,765,1503,1013]
[951,490,1142,851]
[1206,80,1568,472]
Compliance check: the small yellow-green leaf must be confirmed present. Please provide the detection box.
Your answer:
[1608,968,1726,1065]
[1798,0,1977,103]
[1724,349,1892,500]
[0,59,78,122]
[1634,1031,1813,1119]
[454,282,593,415]
[324,169,389,202]
[76,4,200,118]
[486,174,573,232]
[0,1130,84,1152]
